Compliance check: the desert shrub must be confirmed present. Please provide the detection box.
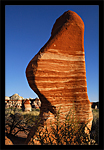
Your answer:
[5,106,99,145]
[23,114,38,128]
[18,109,23,112]
[5,107,38,136]
[35,108,40,111]
[5,111,27,135]
[32,108,36,111]
[32,108,40,111]
[90,109,99,144]
[91,118,99,144]
[30,107,94,145]
[92,109,99,121]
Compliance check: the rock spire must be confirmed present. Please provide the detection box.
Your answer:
[25,10,93,144]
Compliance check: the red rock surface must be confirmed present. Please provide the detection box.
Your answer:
[24,99,31,111]
[25,10,93,144]
[5,136,13,145]
[24,99,30,104]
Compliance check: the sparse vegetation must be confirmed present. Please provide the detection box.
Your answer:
[28,107,98,145]
[90,108,99,144]
[5,107,40,136]
[31,108,91,145]
[5,106,99,145]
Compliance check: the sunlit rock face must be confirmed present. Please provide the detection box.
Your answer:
[5,136,13,145]
[24,99,31,111]
[25,10,93,144]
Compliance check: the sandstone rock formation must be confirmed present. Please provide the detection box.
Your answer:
[5,136,13,145]
[34,98,41,107]
[10,93,23,100]
[5,94,40,109]
[32,101,39,109]
[25,10,93,144]
[24,99,31,111]
[5,96,10,100]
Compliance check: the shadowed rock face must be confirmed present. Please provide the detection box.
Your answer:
[25,10,93,144]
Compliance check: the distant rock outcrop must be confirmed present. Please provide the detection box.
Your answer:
[32,101,39,109]
[24,99,31,111]
[5,93,41,111]
[10,93,23,100]
[25,10,93,144]
[5,96,10,100]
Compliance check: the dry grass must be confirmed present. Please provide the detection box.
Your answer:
[5,107,40,116]
[21,110,40,116]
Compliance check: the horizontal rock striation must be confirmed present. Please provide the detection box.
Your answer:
[24,99,31,111]
[25,10,93,144]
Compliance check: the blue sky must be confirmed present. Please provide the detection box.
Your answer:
[5,5,99,102]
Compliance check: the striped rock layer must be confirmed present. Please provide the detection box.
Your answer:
[25,10,93,144]
[24,99,31,111]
